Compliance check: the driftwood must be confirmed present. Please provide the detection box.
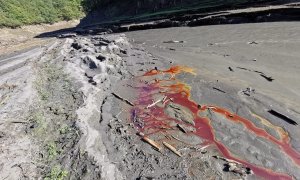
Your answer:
[111,92,134,106]
[138,132,162,152]
[268,109,297,125]
[146,96,167,109]
[213,87,226,93]
[213,155,241,164]
[177,124,187,133]
[163,141,182,157]
[163,40,186,43]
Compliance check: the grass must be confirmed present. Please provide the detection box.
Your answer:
[47,142,60,160]
[0,0,83,28]
[29,59,81,179]
[45,165,68,180]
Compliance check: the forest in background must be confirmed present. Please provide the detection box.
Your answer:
[0,0,285,28]
[0,0,83,27]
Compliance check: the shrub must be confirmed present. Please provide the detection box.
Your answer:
[0,0,83,28]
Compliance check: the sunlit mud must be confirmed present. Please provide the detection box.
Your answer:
[131,65,300,179]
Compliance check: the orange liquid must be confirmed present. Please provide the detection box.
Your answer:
[131,66,300,180]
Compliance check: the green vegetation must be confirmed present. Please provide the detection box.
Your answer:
[0,0,279,28]
[29,59,81,179]
[0,0,83,28]
[45,165,68,180]
[80,0,278,25]
[47,142,60,160]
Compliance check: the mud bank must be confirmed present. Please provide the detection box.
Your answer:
[1,22,300,179]
[74,3,300,35]
[60,29,300,179]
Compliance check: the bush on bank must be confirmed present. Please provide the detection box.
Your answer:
[0,0,83,28]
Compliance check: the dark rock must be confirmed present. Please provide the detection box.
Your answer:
[96,54,106,62]
[71,42,82,50]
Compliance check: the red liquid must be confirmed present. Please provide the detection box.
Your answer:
[131,66,300,180]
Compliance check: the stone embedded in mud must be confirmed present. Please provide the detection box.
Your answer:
[80,55,113,78]
[71,42,82,50]
[82,55,98,69]
[96,54,106,62]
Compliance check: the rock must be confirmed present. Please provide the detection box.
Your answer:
[58,33,77,38]
[82,55,98,69]
[96,54,106,62]
[71,42,82,50]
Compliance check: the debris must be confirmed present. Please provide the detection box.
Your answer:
[214,155,253,175]
[236,67,274,81]
[146,96,166,109]
[111,92,134,106]
[242,87,255,96]
[213,87,226,93]
[169,48,176,51]
[199,144,210,152]
[9,121,29,124]
[162,141,182,157]
[228,67,234,72]
[162,96,167,103]
[248,41,258,45]
[133,111,145,128]
[260,74,274,82]
[114,109,124,119]
[0,83,17,90]
[177,124,187,133]
[213,155,241,164]
[225,162,252,176]
[71,42,82,50]
[96,54,106,61]
[268,109,298,125]
[171,135,186,144]
[58,33,77,38]
[237,67,251,71]
[142,136,162,152]
[163,40,186,43]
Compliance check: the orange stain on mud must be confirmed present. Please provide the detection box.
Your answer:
[132,66,300,180]
[143,65,196,76]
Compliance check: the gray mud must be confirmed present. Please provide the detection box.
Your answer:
[1,21,300,180]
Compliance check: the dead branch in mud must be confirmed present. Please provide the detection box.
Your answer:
[146,96,167,109]
[213,155,241,164]
[163,141,182,157]
[10,121,29,124]
[177,124,187,133]
[111,92,134,106]
[142,136,162,152]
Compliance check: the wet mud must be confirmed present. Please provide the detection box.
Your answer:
[130,66,300,179]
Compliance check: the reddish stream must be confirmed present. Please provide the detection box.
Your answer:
[131,66,300,179]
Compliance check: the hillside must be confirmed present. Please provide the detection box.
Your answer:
[80,0,290,26]
[0,0,82,28]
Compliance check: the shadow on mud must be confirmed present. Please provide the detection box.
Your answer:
[35,2,300,39]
